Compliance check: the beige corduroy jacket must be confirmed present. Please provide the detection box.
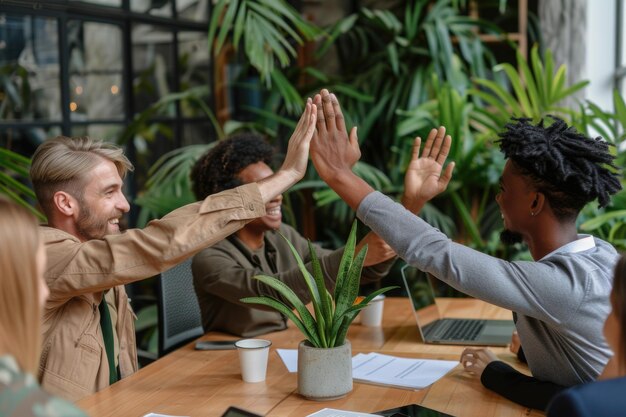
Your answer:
[38,184,265,401]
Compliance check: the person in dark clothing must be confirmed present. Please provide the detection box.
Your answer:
[545,255,626,416]
[189,133,397,337]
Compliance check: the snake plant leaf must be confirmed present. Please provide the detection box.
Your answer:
[308,240,333,327]
[242,221,396,347]
[240,296,321,347]
[334,220,357,301]
[333,310,360,347]
[279,232,320,306]
[277,231,325,330]
[334,244,367,321]
[329,285,398,340]
[248,274,318,331]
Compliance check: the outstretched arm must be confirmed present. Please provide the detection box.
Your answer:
[402,127,455,213]
[310,89,374,211]
[258,97,317,203]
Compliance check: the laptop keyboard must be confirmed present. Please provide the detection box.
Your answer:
[433,319,486,341]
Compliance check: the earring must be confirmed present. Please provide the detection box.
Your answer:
[530,212,536,216]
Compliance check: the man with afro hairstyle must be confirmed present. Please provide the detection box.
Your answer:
[190,132,397,337]
[309,88,622,411]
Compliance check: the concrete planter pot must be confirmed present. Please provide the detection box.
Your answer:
[297,339,352,401]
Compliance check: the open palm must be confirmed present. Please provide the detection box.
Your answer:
[403,127,455,213]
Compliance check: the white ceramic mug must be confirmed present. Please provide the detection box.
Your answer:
[235,339,272,382]
[360,294,385,327]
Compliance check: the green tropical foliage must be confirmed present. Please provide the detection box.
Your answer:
[397,77,503,247]
[208,0,319,112]
[470,45,589,127]
[0,148,44,221]
[241,221,397,348]
[575,90,626,250]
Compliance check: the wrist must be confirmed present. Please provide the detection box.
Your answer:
[258,169,300,203]
[401,195,427,214]
[325,169,374,212]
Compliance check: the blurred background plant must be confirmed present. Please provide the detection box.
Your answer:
[2,0,624,357]
[130,0,624,264]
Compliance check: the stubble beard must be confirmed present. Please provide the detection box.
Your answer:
[76,202,119,240]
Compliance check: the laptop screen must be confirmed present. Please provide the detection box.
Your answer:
[400,264,441,331]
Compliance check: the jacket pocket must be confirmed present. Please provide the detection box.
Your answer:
[39,332,102,401]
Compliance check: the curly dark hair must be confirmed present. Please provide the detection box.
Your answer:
[191,133,274,200]
[497,117,622,220]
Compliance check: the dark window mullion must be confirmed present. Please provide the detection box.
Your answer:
[172,29,182,149]
[58,13,71,136]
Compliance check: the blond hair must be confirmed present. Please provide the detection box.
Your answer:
[30,136,133,217]
[0,198,42,374]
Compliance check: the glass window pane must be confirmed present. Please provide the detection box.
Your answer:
[70,123,124,142]
[0,125,63,157]
[177,0,209,22]
[131,0,173,18]
[68,20,124,122]
[0,14,61,121]
[132,24,175,114]
[621,1,626,67]
[178,31,210,118]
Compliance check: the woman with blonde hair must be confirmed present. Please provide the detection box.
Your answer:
[0,197,86,416]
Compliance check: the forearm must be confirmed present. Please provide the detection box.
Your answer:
[481,361,567,410]
[324,170,375,212]
[44,184,264,304]
[257,169,301,204]
[401,195,428,214]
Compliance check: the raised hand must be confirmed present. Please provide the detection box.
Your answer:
[278,97,318,182]
[402,127,455,213]
[258,98,317,203]
[356,231,396,266]
[460,347,498,376]
[310,89,361,182]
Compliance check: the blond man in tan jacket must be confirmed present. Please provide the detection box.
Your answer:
[29,101,317,401]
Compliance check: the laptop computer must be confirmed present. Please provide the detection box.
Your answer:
[400,264,515,346]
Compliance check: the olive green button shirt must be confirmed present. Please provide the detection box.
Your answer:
[192,223,395,337]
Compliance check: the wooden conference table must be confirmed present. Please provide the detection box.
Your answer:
[77,298,544,417]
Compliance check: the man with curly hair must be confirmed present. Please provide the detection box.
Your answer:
[190,132,397,337]
[310,89,622,410]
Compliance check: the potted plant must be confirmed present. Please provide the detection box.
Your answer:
[241,221,397,400]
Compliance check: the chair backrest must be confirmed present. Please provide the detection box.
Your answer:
[157,258,204,356]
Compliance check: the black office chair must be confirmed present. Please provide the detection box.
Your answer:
[157,258,204,356]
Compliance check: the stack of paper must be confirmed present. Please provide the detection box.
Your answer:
[306,409,380,417]
[351,352,458,390]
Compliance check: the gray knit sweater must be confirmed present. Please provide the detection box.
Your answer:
[358,192,618,386]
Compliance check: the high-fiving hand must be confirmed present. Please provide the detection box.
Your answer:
[402,127,455,213]
[279,97,318,181]
[310,89,361,182]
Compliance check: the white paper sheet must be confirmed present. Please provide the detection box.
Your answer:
[306,408,380,417]
[276,350,458,390]
[276,348,298,372]
[352,352,458,390]
[143,414,189,417]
